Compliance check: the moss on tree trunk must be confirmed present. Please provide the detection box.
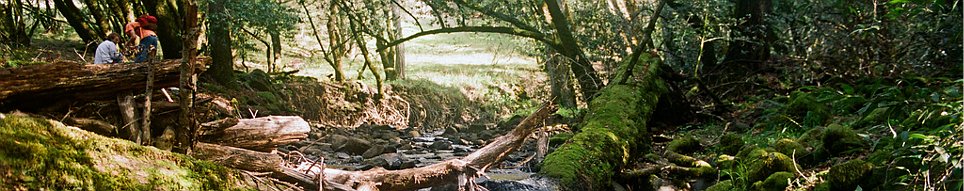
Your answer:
[540,54,666,190]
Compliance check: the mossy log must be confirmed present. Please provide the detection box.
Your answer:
[539,55,667,190]
[0,59,207,109]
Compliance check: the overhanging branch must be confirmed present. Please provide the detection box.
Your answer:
[376,26,555,52]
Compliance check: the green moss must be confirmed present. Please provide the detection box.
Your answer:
[813,182,831,191]
[785,91,830,127]
[540,57,665,190]
[743,149,798,183]
[705,180,735,191]
[855,107,890,128]
[773,139,809,158]
[828,159,873,191]
[0,114,251,190]
[549,132,573,148]
[821,124,866,156]
[720,133,745,155]
[751,171,794,191]
[668,135,702,154]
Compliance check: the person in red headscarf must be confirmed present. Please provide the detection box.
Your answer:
[132,15,159,63]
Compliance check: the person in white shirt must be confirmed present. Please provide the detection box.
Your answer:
[93,33,125,64]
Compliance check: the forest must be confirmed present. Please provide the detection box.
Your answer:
[0,0,962,190]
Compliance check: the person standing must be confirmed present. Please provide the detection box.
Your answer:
[134,15,159,63]
[93,33,125,64]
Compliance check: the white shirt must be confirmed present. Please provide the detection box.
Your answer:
[93,40,123,64]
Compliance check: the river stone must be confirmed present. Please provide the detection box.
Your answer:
[332,135,372,155]
[430,140,453,150]
[363,145,386,158]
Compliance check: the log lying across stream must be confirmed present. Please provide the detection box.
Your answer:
[0,59,206,108]
[199,116,311,152]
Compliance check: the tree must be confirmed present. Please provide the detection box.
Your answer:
[53,0,98,43]
[205,0,235,87]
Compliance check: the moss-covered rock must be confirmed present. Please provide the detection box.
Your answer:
[715,154,736,170]
[719,133,744,155]
[752,171,794,191]
[828,159,873,191]
[668,135,702,154]
[743,149,798,183]
[705,180,734,191]
[821,124,866,156]
[774,138,809,158]
[785,91,830,127]
[0,113,252,190]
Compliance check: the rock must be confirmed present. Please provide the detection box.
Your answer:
[705,180,734,191]
[430,140,453,150]
[715,154,736,170]
[785,91,829,127]
[246,69,274,92]
[407,130,421,138]
[453,145,474,153]
[828,159,873,191]
[719,133,744,155]
[363,145,386,158]
[414,136,435,142]
[743,149,798,183]
[752,171,794,191]
[375,153,405,170]
[372,124,395,131]
[350,156,364,163]
[821,124,866,156]
[303,146,325,156]
[332,135,372,155]
[363,157,388,169]
[336,152,351,159]
[399,159,418,169]
[774,138,809,158]
[154,126,175,151]
[667,135,702,154]
[444,126,459,135]
[466,123,492,134]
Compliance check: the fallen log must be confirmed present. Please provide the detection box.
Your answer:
[200,116,311,152]
[0,59,207,109]
[65,117,116,136]
[200,104,556,191]
[539,54,667,190]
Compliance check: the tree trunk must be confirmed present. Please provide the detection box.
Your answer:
[545,49,577,108]
[81,0,110,36]
[721,0,772,68]
[392,2,406,80]
[544,0,603,101]
[270,30,282,70]
[148,0,184,59]
[175,0,198,154]
[205,0,236,88]
[52,0,97,43]
[0,59,208,108]
[199,116,311,152]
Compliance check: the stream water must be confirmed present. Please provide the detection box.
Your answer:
[278,123,558,190]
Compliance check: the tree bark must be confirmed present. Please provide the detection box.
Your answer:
[205,0,236,87]
[721,0,773,68]
[0,60,207,107]
[545,50,577,108]
[147,0,184,59]
[544,0,603,101]
[52,0,97,43]
[199,116,311,152]
[175,0,198,154]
